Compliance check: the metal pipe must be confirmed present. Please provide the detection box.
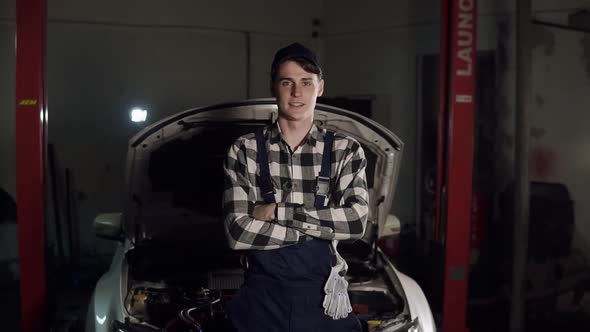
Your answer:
[245,32,251,99]
[65,168,74,263]
[510,0,532,330]
[48,144,64,265]
[435,0,450,243]
[532,19,590,34]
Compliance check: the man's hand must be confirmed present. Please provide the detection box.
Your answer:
[253,203,277,221]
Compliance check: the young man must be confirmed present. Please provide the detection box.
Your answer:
[223,43,368,331]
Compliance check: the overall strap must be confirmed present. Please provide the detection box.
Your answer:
[256,128,334,207]
[314,131,334,208]
[255,129,276,204]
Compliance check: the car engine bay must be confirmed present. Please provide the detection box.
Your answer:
[113,252,409,332]
[117,275,239,331]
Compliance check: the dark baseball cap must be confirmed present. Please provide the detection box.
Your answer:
[271,42,322,74]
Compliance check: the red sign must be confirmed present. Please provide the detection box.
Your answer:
[441,0,477,332]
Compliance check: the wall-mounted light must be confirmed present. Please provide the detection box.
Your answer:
[130,108,148,123]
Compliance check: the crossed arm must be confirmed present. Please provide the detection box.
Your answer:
[222,138,369,250]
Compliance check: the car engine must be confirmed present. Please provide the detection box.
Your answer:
[113,269,406,332]
[114,270,243,332]
[113,240,407,332]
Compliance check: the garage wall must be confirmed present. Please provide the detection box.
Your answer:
[0,4,15,199]
[45,28,318,257]
[45,11,318,257]
[321,0,515,35]
[0,0,320,261]
[48,0,318,36]
[47,24,244,256]
[321,0,590,260]
[320,0,512,226]
[529,21,590,254]
[0,15,16,279]
[493,4,590,258]
[2,0,590,262]
[321,27,437,226]
[494,3,590,257]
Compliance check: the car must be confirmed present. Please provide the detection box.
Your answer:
[85,99,435,332]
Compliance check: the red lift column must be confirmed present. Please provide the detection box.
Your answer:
[437,0,477,331]
[15,0,47,330]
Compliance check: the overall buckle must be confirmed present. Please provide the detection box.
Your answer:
[315,176,330,196]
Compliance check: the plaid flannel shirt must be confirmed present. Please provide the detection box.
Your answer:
[223,122,369,250]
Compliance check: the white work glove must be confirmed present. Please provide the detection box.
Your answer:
[323,265,340,317]
[322,241,353,319]
[335,277,352,318]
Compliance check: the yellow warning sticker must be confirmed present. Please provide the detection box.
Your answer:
[18,99,38,106]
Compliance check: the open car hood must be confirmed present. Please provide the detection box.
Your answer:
[123,99,403,247]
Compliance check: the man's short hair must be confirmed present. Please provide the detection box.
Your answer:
[269,43,323,95]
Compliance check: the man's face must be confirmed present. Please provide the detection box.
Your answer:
[274,60,324,123]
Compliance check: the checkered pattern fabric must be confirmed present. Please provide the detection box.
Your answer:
[223,122,369,250]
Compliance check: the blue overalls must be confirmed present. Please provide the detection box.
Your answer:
[227,129,360,332]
